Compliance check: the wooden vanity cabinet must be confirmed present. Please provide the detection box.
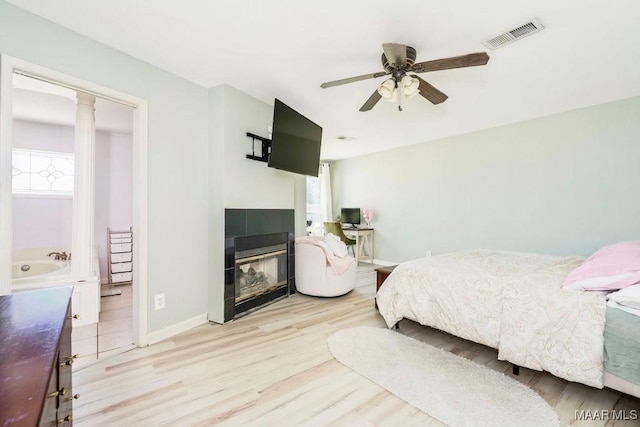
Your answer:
[0,287,75,426]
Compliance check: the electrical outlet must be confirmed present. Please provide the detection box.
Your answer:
[154,293,165,310]
[425,250,432,257]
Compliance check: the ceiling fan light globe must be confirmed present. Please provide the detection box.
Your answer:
[386,87,399,103]
[400,75,413,88]
[377,85,392,99]
[405,89,419,99]
[377,79,396,99]
[406,77,419,92]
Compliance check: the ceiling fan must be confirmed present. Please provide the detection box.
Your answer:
[320,43,490,112]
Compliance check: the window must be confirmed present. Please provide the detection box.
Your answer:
[12,149,74,196]
[306,175,322,233]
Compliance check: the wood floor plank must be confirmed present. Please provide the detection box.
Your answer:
[73,264,640,426]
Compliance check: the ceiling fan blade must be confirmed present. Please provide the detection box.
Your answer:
[321,71,388,89]
[410,52,490,73]
[382,43,407,68]
[359,90,382,112]
[414,76,448,105]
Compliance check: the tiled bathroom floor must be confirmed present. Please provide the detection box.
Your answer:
[72,283,134,370]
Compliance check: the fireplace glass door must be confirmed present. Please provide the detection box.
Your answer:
[235,245,287,303]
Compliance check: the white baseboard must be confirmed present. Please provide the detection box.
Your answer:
[373,258,398,266]
[147,313,208,345]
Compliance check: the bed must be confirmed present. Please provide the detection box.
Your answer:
[376,248,640,398]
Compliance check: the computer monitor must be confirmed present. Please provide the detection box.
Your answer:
[341,208,360,226]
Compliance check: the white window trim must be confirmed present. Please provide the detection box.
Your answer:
[12,193,73,200]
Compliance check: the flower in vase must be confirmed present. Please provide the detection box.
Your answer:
[362,208,373,225]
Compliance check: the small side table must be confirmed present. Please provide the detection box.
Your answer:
[342,227,374,264]
[375,264,398,309]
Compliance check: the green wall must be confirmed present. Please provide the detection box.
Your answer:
[0,1,210,333]
[332,96,640,262]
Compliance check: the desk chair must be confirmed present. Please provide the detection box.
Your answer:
[324,222,356,256]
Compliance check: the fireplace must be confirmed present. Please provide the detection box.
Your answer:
[224,208,296,321]
[234,236,288,314]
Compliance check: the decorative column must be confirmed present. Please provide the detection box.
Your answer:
[70,92,96,278]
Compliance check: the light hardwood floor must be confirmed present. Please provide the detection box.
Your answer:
[73,264,639,426]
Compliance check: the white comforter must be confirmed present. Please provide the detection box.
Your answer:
[376,250,607,387]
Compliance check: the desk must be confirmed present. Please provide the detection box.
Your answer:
[343,227,374,264]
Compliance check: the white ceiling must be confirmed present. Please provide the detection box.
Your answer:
[7,0,640,160]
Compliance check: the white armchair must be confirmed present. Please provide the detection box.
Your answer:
[295,243,356,297]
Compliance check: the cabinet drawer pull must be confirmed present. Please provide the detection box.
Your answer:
[60,354,79,366]
[46,387,67,398]
[57,415,72,423]
[67,314,80,320]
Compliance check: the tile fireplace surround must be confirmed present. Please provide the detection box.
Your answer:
[224,209,295,321]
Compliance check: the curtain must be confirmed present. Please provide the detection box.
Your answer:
[319,163,333,223]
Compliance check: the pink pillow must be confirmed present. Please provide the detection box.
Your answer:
[562,241,640,291]
[586,240,640,260]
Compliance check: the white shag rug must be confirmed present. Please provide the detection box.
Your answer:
[328,327,559,427]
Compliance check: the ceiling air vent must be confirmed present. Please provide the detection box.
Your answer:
[482,18,545,50]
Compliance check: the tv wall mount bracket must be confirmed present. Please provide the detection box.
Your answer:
[246,132,271,163]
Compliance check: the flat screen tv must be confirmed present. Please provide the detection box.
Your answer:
[268,99,322,177]
[341,208,361,226]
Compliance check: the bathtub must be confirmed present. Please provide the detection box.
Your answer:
[11,248,73,289]
[11,247,101,326]
[12,259,70,286]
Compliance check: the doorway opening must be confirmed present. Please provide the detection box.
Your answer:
[0,56,149,356]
